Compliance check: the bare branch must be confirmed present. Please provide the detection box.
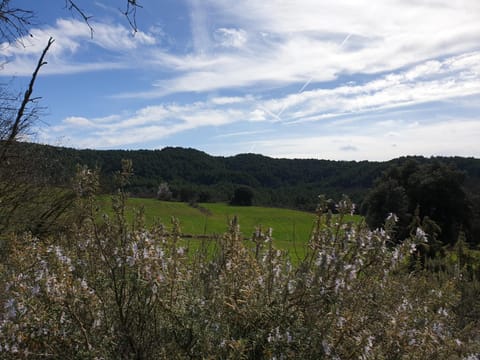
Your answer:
[0,37,54,163]
[64,0,94,38]
[0,0,34,43]
[124,0,143,34]
[65,0,142,35]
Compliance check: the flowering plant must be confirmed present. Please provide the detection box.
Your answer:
[1,166,478,358]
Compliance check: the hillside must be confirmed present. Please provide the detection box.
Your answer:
[9,142,480,212]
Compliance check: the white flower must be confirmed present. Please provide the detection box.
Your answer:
[126,256,135,266]
[415,227,428,243]
[267,333,273,343]
[80,279,88,291]
[437,307,448,316]
[286,331,292,343]
[322,340,332,356]
[387,213,399,222]
[132,243,139,257]
[5,298,16,319]
[409,242,417,254]
[31,284,40,295]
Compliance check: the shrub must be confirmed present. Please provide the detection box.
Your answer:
[0,170,479,358]
[230,186,254,206]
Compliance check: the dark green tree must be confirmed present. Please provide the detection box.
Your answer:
[363,159,473,246]
[230,186,254,206]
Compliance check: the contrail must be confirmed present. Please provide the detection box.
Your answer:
[265,32,353,122]
[339,33,352,48]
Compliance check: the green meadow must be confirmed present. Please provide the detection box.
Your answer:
[98,196,361,259]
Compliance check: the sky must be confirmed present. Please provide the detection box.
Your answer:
[1,0,479,161]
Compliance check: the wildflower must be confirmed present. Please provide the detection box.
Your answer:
[126,256,135,266]
[463,354,480,360]
[286,331,292,343]
[392,248,400,262]
[80,279,88,291]
[156,247,165,259]
[5,298,16,319]
[334,278,345,293]
[93,317,102,328]
[387,213,399,222]
[437,307,448,316]
[132,243,138,257]
[415,227,428,243]
[409,242,417,254]
[273,264,282,279]
[322,340,332,356]
[363,336,374,356]
[31,284,40,295]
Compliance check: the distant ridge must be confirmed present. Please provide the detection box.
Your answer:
[10,141,480,212]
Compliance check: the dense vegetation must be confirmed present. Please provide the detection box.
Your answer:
[1,165,480,358]
[363,159,476,247]
[6,142,386,209]
[2,2,478,357]
[6,142,480,246]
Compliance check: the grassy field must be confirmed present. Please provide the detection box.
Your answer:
[99,196,360,259]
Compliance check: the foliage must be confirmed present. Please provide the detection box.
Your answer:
[0,145,77,251]
[1,167,479,358]
[230,186,254,206]
[156,182,172,201]
[7,144,480,225]
[363,159,474,246]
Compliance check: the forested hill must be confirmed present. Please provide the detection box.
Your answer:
[11,142,480,212]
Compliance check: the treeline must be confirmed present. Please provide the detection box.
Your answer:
[10,142,386,207]
[8,142,480,244]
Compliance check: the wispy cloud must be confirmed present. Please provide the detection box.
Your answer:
[231,118,480,161]
[40,50,480,156]
[42,101,249,148]
[114,0,480,97]
[0,18,156,76]
[7,0,480,160]
[258,52,480,124]
[214,28,248,48]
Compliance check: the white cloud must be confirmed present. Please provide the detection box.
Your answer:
[0,18,156,76]
[209,96,248,105]
[258,52,480,124]
[214,28,247,48]
[10,0,480,161]
[119,0,480,97]
[235,118,480,161]
[44,100,251,148]
[41,50,480,155]
[63,116,95,127]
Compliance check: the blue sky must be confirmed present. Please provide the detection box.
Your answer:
[1,0,480,160]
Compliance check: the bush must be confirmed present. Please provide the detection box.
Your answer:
[230,186,254,206]
[0,170,479,358]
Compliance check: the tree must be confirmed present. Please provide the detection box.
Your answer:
[362,178,409,237]
[230,186,254,206]
[156,182,172,201]
[362,159,473,246]
[0,1,143,241]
